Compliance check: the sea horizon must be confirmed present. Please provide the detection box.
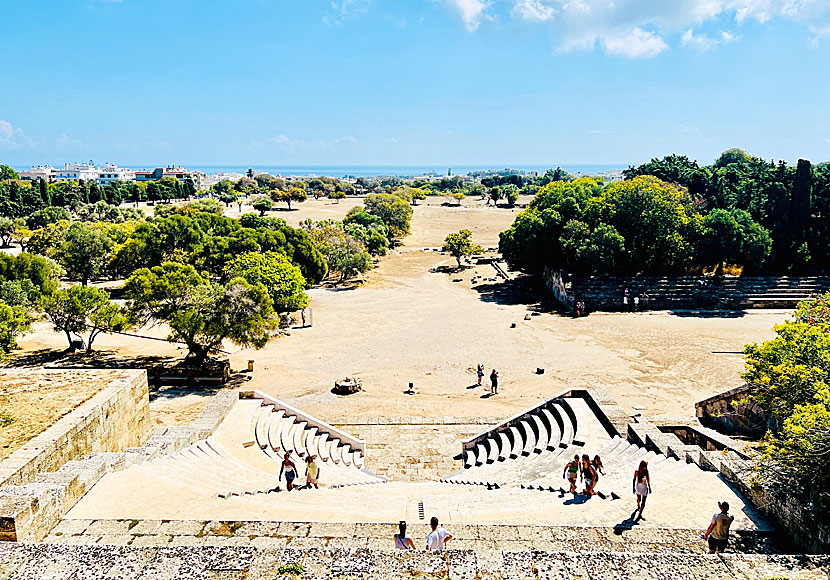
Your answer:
[10,163,628,179]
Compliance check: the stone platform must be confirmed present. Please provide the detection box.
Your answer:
[2,544,828,579]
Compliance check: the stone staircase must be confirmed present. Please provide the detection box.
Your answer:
[568,275,830,311]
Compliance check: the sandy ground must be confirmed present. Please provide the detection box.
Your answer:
[9,196,786,426]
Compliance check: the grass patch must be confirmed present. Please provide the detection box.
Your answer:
[127,520,140,531]
[0,413,14,427]
[277,562,303,576]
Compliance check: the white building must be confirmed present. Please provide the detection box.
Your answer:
[55,163,98,182]
[96,163,135,184]
[53,163,135,185]
[19,166,56,182]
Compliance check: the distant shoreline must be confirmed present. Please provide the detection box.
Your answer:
[10,163,627,179]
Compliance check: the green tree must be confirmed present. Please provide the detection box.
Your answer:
[0,166,19,181]
[124,262,277,364]
[252,196,273,216]
[57,222,114,286]
[488,187,502,206]
[328,189,346,203]
[443,229,483,268]
[363,193,413,240]
[42,285,129,351]
[225,251,309,312]
[503,184,519,207]
[0,300,32,361]
[0,217,15,247]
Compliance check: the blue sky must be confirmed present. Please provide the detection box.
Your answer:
[2,0,830,167]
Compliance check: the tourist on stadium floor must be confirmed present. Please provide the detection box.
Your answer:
[476,364,484,386]
[563,454,580,494]
[394,521,416,550]
[633,460,651,516]
[280,451,298,491]
[489,369,499,395]
[426,517,452,550]
[704,501,734,553]
[305,455,320,489]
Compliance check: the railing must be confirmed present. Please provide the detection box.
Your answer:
[243,390,366,454]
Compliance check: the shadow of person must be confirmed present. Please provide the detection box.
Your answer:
[467,384,480,390]
[613,509,642,535]
[480,393,493,399]
[563,493,590,505]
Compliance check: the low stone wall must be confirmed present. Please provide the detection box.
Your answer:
[0,374,239,542]
[696,384,772,438]
[0,369,149,488]
[720,458,830,554]
[2,544,827,579]
[567,275,830,311]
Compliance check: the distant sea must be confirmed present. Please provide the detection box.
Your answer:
[169,164,627,178]
[11,163,627,178]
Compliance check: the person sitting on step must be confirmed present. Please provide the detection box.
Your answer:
[394,520,416,550]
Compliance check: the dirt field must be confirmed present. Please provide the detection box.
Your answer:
[10,195,786,425]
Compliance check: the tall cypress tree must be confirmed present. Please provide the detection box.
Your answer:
[39,178,51,206]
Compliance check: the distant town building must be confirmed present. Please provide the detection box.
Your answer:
[18,165,56,182]
[55,163,98,183]
[135,166,204,190]
[52,163,136,185]
[96,163,135,184]
[202,172,245,189]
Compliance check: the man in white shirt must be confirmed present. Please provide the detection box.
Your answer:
[704,501,735,553]
[426,516,452,550]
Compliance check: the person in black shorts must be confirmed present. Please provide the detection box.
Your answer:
[704,501,734,553]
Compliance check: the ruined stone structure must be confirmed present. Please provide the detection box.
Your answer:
[0,370,827,577]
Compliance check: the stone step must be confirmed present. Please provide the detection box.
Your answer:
[43,520,788,555]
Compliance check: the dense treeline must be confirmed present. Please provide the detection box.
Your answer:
[500,149,829,276]
[623,149,829,273]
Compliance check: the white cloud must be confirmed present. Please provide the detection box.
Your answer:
[323,0,371,26]
[512,0,556,22]
[0,120,34,150]
[466,0,830,58]
[444,0,492,31]
[603,27,668,58]
[681,28,740,51]
[251,134,359,154]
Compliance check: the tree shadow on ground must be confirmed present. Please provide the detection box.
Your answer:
[472,275,560,313]
[3,348,176,369]
[669,309,746,318]
[430,264,469,274]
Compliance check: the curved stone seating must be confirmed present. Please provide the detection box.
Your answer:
[246,392,383,489]
[442,397,594,487]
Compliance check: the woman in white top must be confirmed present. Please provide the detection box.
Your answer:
[394,520,415,550]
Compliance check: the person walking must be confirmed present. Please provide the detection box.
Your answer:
[632,460,651,515]
[489,369,499,395]
[633,295,640,312]
[300,308,307,327]
[563,455,580,494]
[623,287,630,311]
[304,455,320,489]
[476,364,485,386]
[703,501,734,553]
[280,450,298,491]
[426,517,452,550]
[582,455,597,496]
[394,520,416,550]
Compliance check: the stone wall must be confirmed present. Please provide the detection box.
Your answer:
[567,275,830,311]
[0,373,238,543]
[542,266,571,309]
[695,384,772,439]
[0,369,150,488]
[720,458,830,555]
